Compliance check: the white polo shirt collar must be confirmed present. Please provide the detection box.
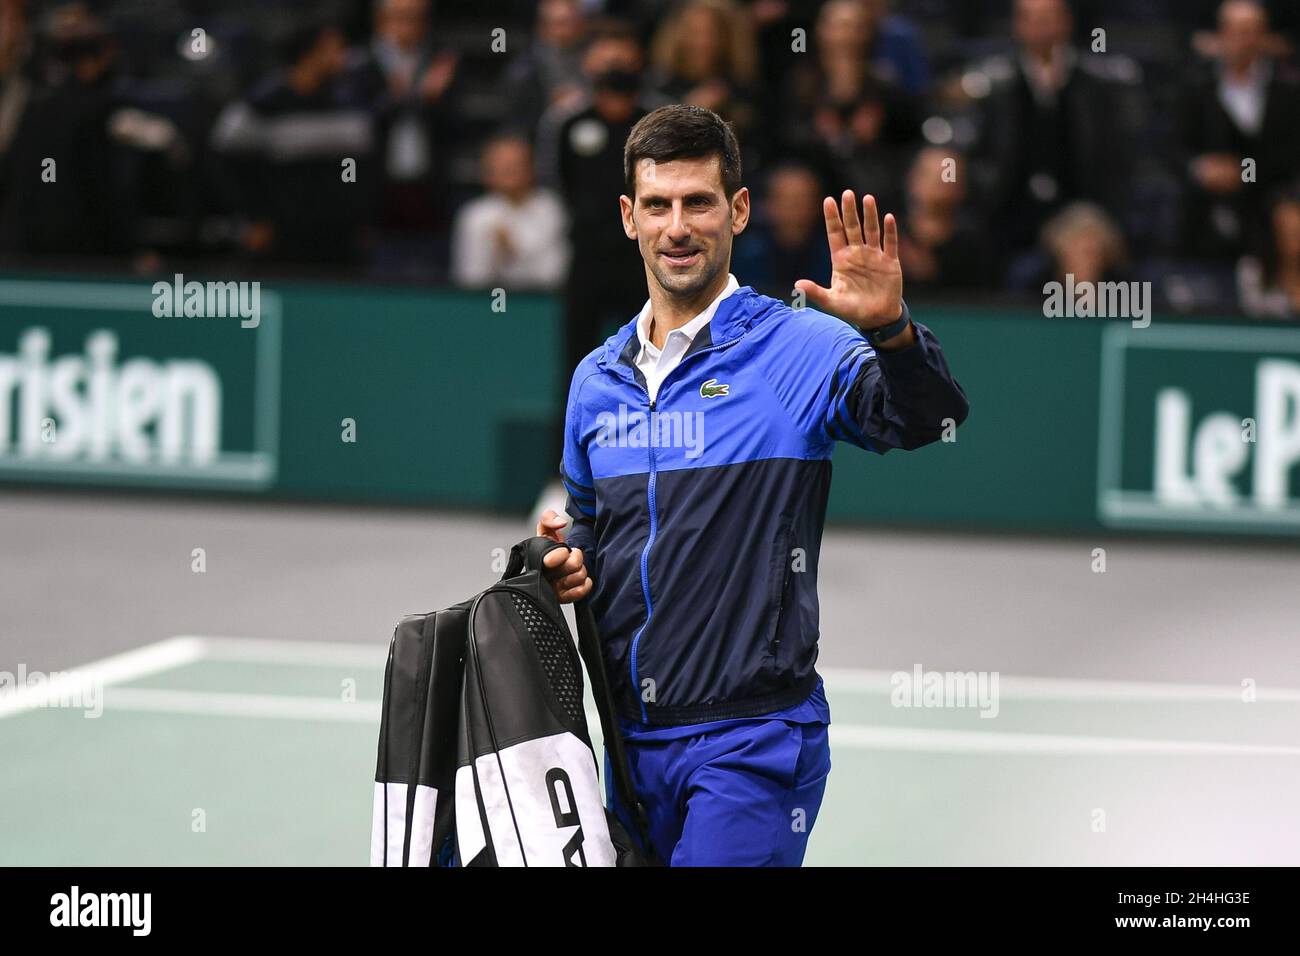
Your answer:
[634,273,739,402]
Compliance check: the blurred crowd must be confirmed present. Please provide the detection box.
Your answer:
[1,0,1299,321]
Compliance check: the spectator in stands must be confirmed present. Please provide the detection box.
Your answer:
[730,160,832,299]
[537,21,669,390]
[855,0,932,97]
[778,0,919,214]
[502,0,590,137]
[971,0,1142,264]
[350,0,461,277]
[646,0,761,161]
[1009,201,1131,293]
[210,19,376,266]
[896,148,991,292]
[1182,0,1299,61]
[0,0,33,211]
[0,4,134,258]
[1238,188,1300,318]
[451,134,570,289]
[1181,0,1300,262]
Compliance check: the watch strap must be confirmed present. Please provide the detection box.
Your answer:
[866,301,912,346]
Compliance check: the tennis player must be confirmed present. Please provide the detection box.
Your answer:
[537,104,969,866]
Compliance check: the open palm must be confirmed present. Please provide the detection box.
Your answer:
[794,191,904,330]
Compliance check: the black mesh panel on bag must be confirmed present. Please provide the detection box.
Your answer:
[509,592,583,724]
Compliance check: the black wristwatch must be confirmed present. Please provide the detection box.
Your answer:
[865,301,912,346]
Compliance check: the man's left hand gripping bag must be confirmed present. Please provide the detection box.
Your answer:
[370,536,618,867]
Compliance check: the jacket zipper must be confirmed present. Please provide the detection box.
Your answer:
[629,396,657,723]
[623,338,736,723]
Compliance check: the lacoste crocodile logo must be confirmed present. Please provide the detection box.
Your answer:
[700,378,730,399]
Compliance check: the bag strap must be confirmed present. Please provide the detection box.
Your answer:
[502,536,658,861]
[376,636,395,866]
[572,598,657,862]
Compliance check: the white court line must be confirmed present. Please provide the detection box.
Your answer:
[107,687,380,723]
[828,725,1300,757]
[186,635,383,668]
[101,687,589,725]
[0,636,206,720]
[85,689,1300,756]
[817,668,1300,703]
[175,638,1300,703]
[7,636,1297,760]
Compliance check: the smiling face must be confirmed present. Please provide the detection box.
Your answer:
[620,154,749,301]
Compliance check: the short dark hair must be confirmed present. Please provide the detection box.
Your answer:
[623,104,743,202]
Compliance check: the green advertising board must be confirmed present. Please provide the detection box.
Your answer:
[2,275,1298,538]
[1096,323,1300,533]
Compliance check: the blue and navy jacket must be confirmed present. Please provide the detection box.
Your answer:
[561,287,969,726]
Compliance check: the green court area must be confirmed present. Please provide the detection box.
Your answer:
[3,637,1298,866]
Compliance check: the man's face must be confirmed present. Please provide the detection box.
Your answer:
[817,0,872,57]
[1014,0,1071,56]
[484,139,533,196]
[908,147,966,207]
[540,0,584,49]
[766,168,821,237]
[379,0,429,51]
[312,28,348,77]
[1219,1,1268,67]
[621,155,749,300]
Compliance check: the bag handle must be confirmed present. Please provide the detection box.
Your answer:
[502,535,658,862]
[500,535,570,581]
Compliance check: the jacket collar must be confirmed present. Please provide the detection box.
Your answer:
[601,283,764,382]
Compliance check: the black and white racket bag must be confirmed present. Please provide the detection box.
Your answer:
[370,536,655,867]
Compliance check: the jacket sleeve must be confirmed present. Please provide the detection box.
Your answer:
[559,370,598,558]
[775,301,970,453]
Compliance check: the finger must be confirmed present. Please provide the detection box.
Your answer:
[821,196,847,256]
[536,509,566,537]
[841,189,863,246]
[792,278,831,310]
[559,547,583,576]
[558,577,594,603]
[557,568,588,591]
[883,212,899,259]
[542,546,570,570]
[862,194,880,250]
